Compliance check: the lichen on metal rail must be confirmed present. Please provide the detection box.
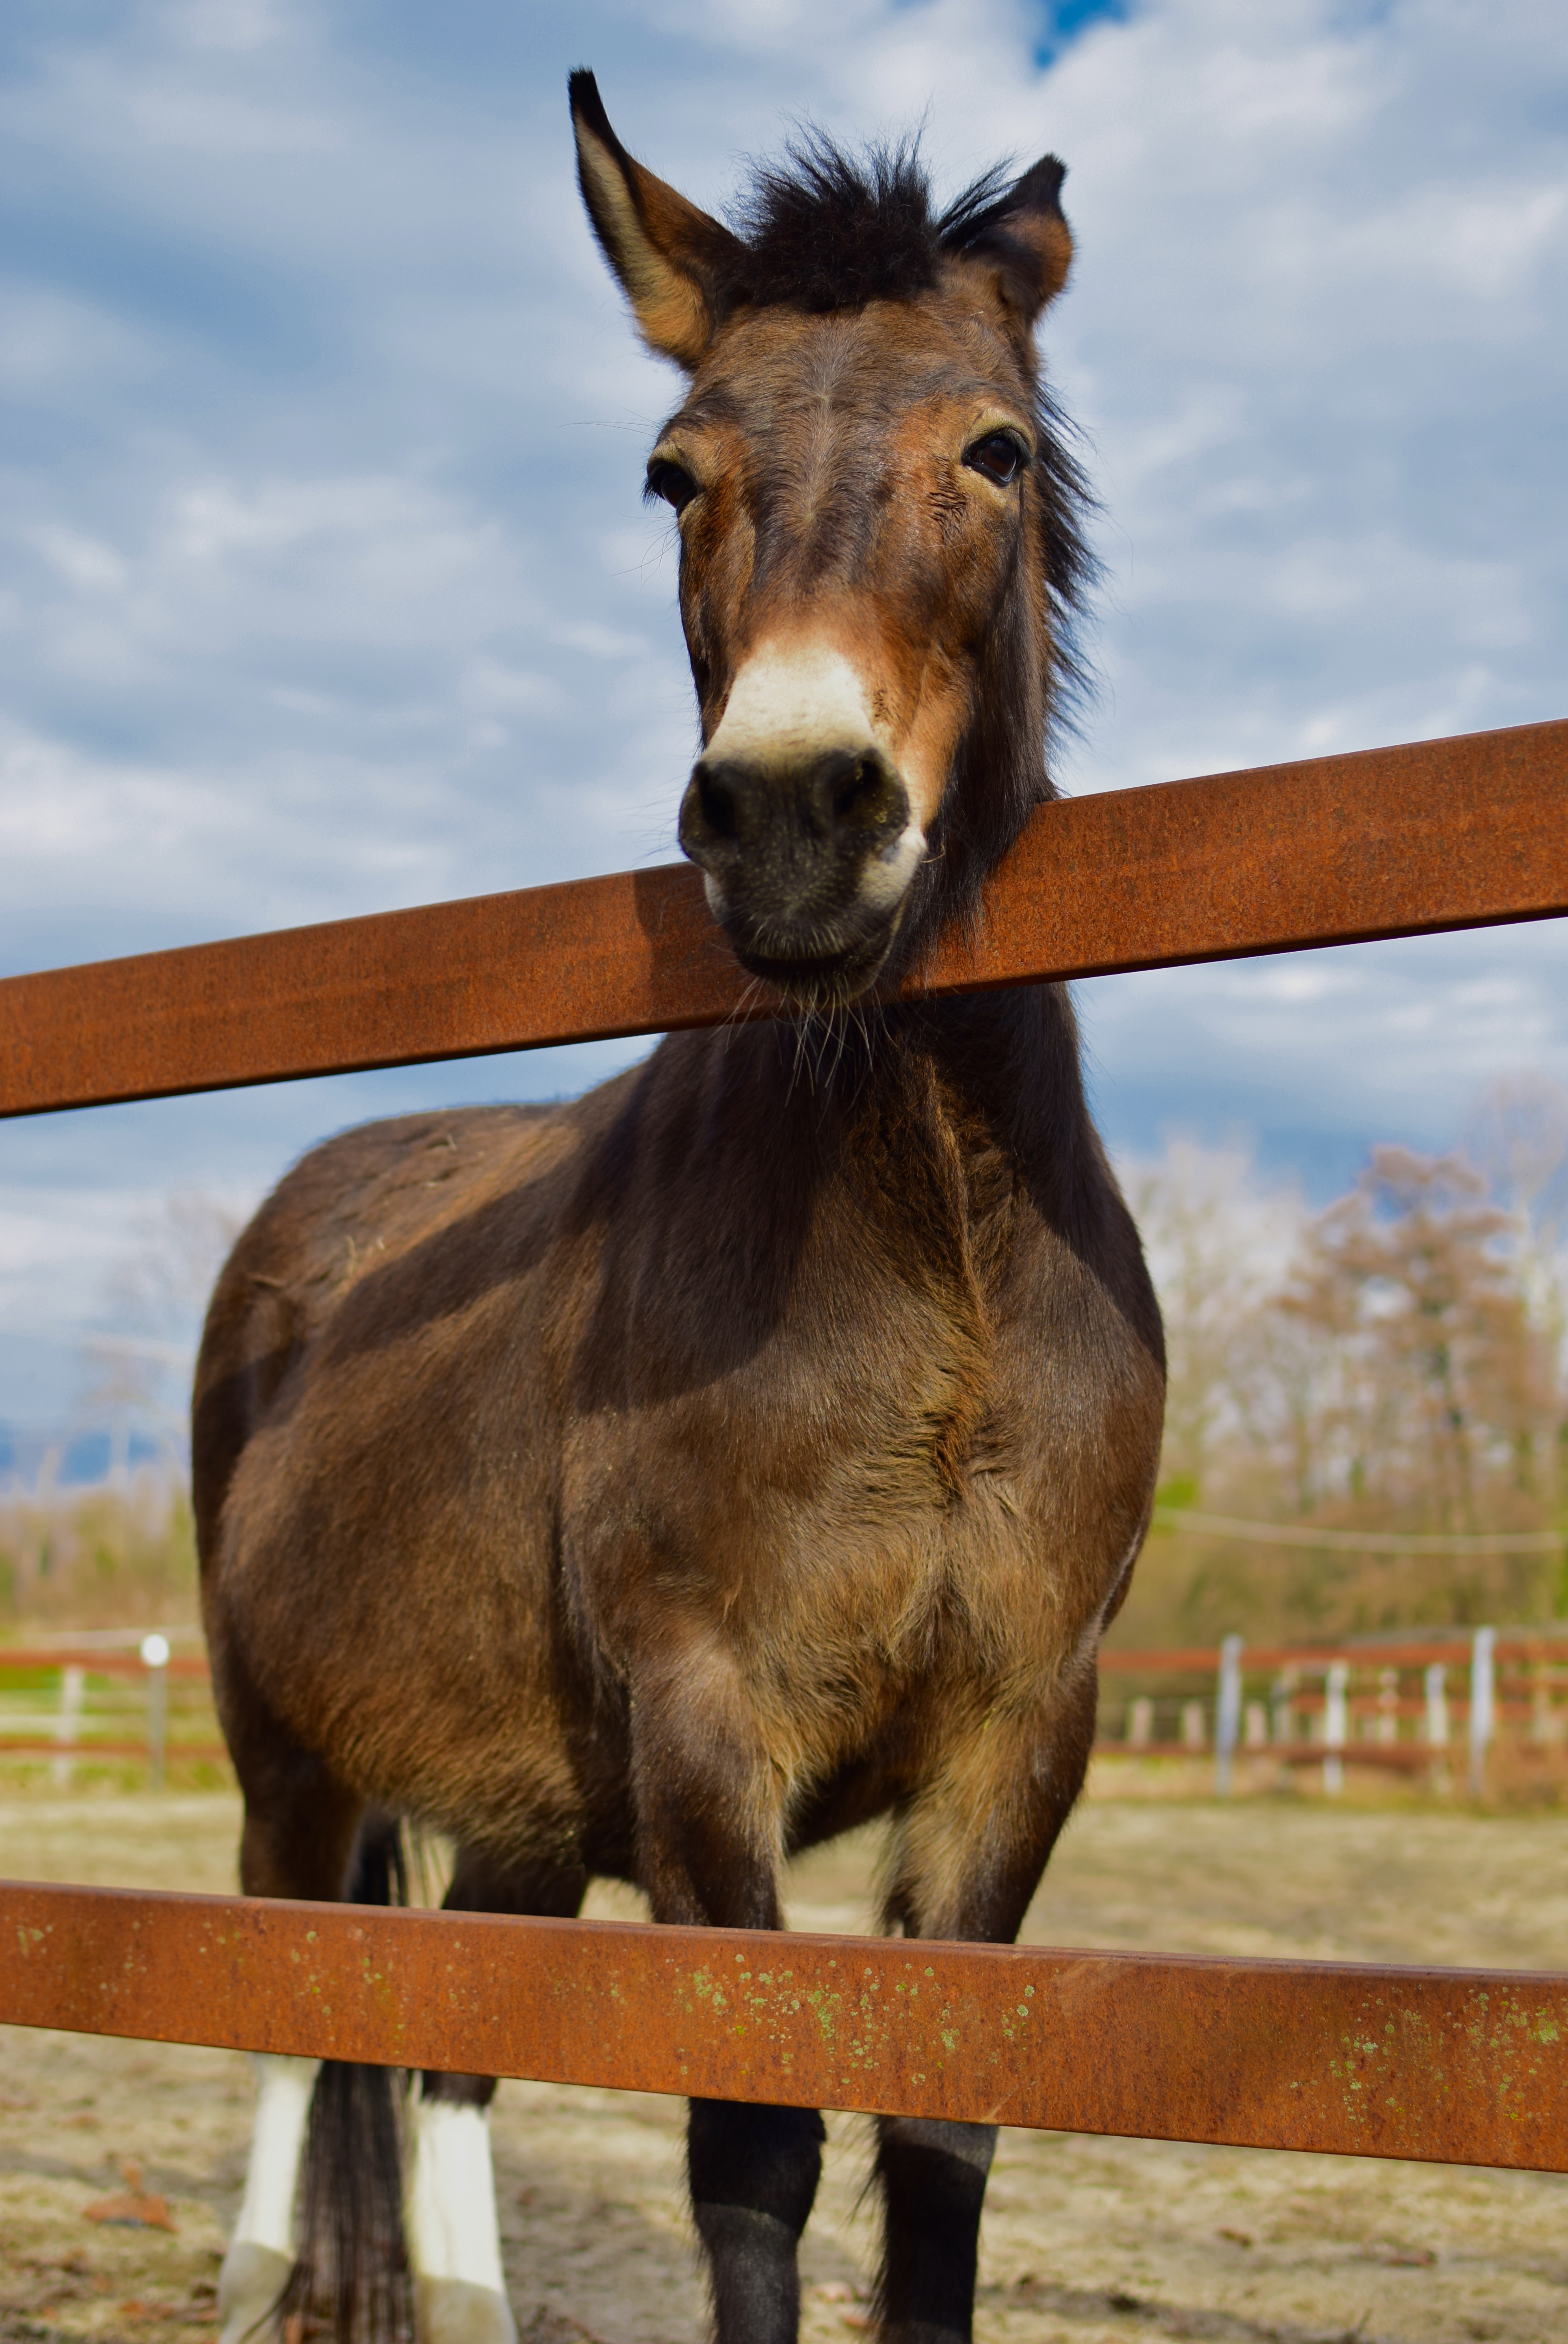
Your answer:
[4,1882,1567,2171]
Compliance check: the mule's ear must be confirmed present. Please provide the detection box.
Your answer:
[569,70,740,370]
[955,154,1074,333]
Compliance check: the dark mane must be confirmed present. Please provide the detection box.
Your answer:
[713,138,1020,319]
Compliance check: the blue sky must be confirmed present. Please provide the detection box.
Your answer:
[0,0,1565,1428]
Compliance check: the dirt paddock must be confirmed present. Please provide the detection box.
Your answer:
[4,1781,1568,2344]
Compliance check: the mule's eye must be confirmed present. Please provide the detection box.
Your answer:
[646,459,698,513]
[964,433,1026,488]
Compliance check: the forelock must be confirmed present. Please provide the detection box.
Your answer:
[712,137,1016,318]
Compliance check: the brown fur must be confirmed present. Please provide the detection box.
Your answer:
[195,75,1164,2344]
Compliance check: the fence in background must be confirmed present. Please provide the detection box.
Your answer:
[1097,1628,1568,1797]
[9,1626,1564,1800]
[3,718,1568,2173]
[0,1637,224,1786]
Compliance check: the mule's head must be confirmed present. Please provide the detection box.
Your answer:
[571,71,1090,1006]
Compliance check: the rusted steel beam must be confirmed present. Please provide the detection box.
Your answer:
[1090,1742,1208,1760]
[1,719,1563,1118]
[0,1741,229,1761]
[1096,1650,1222,1673]
[1094,1734,1451,1769]
[1100,1636,1568,1674]
[0,1650,210,1680]
[1241,1644,1456,1672]
[4,1882,1567,2170]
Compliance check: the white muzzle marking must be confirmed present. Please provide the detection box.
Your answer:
[709,642,877,769]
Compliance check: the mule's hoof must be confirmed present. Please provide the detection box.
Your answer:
[415,2276,517,2344]
[217,2241,292,2344]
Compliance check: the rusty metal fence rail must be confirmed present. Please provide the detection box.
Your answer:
[9,1881,1568,2170]
[2,720,1564,1117]
[3,715,1568,2169]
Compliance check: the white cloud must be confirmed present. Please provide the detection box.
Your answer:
[30,526,128,595]
[160,0,296,58]
[0,282,158,394]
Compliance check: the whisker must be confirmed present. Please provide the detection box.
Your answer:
[717,973,767,1054]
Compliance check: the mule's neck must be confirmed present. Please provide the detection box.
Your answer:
[856,984,1163,1370]
[762,981,1117,1277]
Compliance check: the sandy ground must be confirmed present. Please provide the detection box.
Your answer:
[4,1788,1568,2344]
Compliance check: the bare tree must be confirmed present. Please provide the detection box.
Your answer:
[1126,1139,1302,1500]
[1465,1073,1568,1391]
[1115,1122,1568,1644]
[1280,1146,1556,1532]
[79,1191,248,1453]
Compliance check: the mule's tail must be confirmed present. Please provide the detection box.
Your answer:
[279,1812,413,2344]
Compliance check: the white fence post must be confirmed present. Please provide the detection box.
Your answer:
[1424,1662,1449,1747]
[51,1663,85,1790]
[1323,1661,1349,1795]
[1215,1635,1243,1796]
[1469,1626,1496,1799]
[141,1633,169,1791]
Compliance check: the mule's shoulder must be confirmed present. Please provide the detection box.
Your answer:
[190,1105,571,1532]
[209,1107,554,1326]
[271,1102,556,1212]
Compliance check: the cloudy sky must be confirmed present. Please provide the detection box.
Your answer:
[1,0,1565,1429]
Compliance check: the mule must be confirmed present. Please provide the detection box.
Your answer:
[195,68,1164,2344]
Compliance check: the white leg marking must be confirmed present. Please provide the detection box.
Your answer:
[219,2055,320,2344]
[233,2053,320,2254]
[406,2099,506,2293]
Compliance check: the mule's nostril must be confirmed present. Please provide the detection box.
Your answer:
[696,764,738,842]
[679,757,752,872]
[680,743,909,908]
[833,758,875,823]
[817,747,905,843]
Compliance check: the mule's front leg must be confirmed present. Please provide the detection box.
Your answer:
[632,1647,822,2344]
[875,1665,1099,2344]
[688,2100,826,2344]
[874,2117,996,2344]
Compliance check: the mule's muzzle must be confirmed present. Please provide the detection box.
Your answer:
[678,744,915,1000]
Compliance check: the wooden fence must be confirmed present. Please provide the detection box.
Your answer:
[4,716,1568,2171]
